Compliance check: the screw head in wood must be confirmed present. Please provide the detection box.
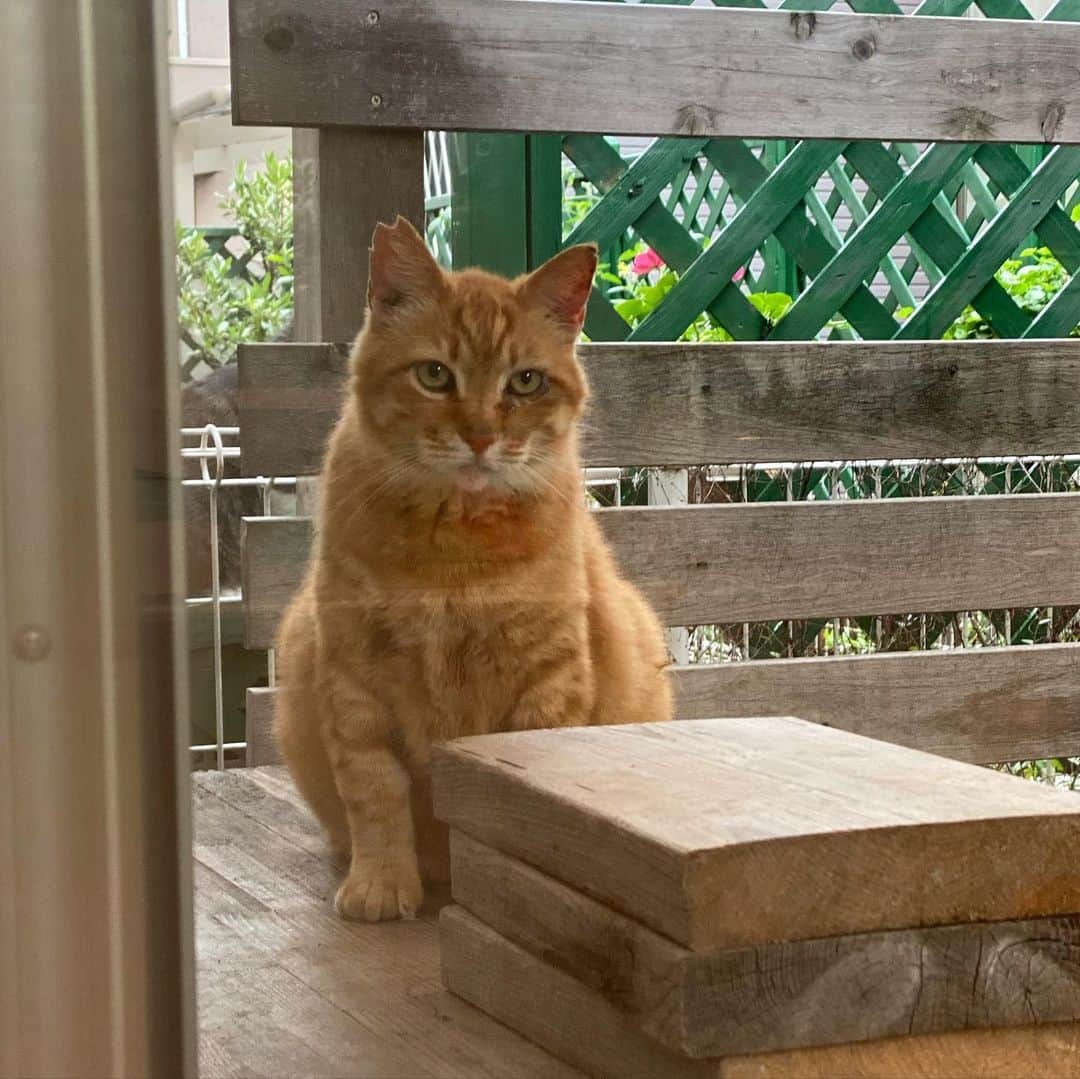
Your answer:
[366,10,379,25]
[370,93,383,108]
[12,624,51,663]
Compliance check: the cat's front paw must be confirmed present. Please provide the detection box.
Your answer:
[334,852,423,922]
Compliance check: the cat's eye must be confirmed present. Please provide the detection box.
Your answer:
[414,361,455,393]
[507,369,547,397]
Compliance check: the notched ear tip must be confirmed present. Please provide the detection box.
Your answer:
[370,215,424,248]
[367,216,441,316]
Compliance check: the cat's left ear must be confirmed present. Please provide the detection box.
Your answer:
[367,216,444,318]
[519,244,597,338]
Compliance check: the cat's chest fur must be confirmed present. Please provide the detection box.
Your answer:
[365,592,586,741]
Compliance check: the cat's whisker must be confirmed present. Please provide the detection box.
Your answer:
[275,226,672,926]
[520,462,577,507]
[337,457,421,531]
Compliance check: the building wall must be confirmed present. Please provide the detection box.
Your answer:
[171,0,288,226]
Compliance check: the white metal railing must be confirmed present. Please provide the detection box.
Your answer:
[183,424,291,769]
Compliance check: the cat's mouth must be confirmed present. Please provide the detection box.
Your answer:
[455,462,500,495]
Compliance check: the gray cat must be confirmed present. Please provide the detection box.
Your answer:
[182,363,261,595]
[181,323,293,595]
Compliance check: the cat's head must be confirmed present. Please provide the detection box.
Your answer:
[351,217,595,500]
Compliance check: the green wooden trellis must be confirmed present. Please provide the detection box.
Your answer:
[451,0,1080,346]
[446,0,1080,661]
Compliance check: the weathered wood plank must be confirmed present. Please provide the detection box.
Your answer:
[292,129,424,343]
[450,832,1080,1058]
[245,687,279,767]
[598,495,1080,624]
[441,906,1080,1079]
[238,340,1080,477]
[432,718,1080,950]
[230,0,1080,144]
[193,768,582,1079]
[672,644,1080,765]
[241,493,1080,641]
[242,516,312,649]
[236,642,1080,768]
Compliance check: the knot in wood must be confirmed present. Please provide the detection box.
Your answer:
[263,21,294,51]
[852,36,876,61]
[1042,102,1066,142]
[675,103,719,137]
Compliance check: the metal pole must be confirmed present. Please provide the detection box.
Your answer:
[0,1,195,1074]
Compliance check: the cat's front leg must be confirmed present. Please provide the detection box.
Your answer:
[324,682,422,921]
[508,654,594,731]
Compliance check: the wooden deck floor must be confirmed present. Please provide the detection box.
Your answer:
[194,767,582,1079]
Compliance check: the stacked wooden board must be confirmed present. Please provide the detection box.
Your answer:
[432,717,1080,1077]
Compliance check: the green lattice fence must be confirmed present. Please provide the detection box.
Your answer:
[446,0,1080,678]
[452,0,1080,347]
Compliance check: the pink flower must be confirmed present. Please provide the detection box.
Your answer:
[632,248,664,275]
[732,266,747,283]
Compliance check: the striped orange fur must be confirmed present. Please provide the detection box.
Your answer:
[274,218,673,921]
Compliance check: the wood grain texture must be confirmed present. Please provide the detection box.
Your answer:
[238,342,346,478]
[235,640,1080,769]
[597,495,1080,625]
[242,515,312,649]
[241,492,1080,638]
[230,0,1080,144]
[441,906,1080,1079]
[194,768,584,1079]
[432,718,1080,950]
[292,129,424,343]
[449,831,1080,1058]
[237,339,1080,477]
[671,644,1080,765]
[245,687,278,766]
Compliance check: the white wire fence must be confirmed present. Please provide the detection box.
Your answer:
[183,424,292,769]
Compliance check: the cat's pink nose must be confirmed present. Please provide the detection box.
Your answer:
[464,433,497,456]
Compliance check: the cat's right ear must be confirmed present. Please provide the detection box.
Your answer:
[367,216,444,319]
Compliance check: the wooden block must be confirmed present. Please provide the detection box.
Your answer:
[440,906,1080,1079]
[432,718,1080,950]
[450,831,1080,1058]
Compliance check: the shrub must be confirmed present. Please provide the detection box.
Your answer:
[176,152,294,379]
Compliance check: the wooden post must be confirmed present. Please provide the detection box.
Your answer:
[290,126,424,519]
[292,128,425,343]
[450,133,562,276]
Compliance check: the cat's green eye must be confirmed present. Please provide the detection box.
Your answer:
[414,361,455,393]
[507,369,547,397]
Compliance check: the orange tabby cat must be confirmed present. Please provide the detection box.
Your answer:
[275,217,673,922]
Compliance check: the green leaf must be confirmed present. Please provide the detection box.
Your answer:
[747,292,794,324]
